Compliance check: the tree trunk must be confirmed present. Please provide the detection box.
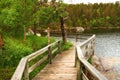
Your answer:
[60,17,67,43]
[0,34,3,47]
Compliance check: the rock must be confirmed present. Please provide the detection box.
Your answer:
[92,56,120,80]
[92,55,103,71]
[76,27,85,32]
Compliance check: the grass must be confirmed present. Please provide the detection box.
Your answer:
[0,35,55,80]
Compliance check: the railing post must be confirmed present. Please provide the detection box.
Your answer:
[24,61,29,80]
[77,60,82,80]
[75,47,77,67]
[58,41,61,54]
[76,32,78,42]
[48,46,52,64]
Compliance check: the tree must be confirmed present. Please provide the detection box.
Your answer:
[54,1,68,43]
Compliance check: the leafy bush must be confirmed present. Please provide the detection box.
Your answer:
[0,67,15,80]
[26,35,55,51]
[0,36,55,80]
[0,37,32,67]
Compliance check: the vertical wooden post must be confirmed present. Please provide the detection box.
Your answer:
[48,46,52,64]
[58,41,61,54]
[75,47,77,67]
[47,27,50,45]
[24,61,29,80]
[77,60,82,80]
[93,39,95,55]
[76,32,78,42]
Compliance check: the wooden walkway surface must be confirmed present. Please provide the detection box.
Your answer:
[33,46,77,80]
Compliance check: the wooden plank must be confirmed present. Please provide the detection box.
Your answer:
[28,55,48,73]
[11,58,27,80]
[26,46,48,61]
[76,35,108,80]
[80,58,107,80]
[48,46,52,64]
[11,40,61,80]
[49,40,60,47]
[80,35,95,47]
[24,62,29,80]
[52,48,58,54]
[26,40,60,61]
[58,41,61,54]
[33,46,77,80]
[82,72,89,80]
[76,46,107,80]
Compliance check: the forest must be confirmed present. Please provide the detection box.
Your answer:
[65,2,120,28]
[0,0,120,79]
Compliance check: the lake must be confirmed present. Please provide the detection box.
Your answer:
[95,32,120,58]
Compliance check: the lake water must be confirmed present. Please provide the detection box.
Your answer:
[54,31,120,58]
[53,31,120,79]
[94,32,120,58]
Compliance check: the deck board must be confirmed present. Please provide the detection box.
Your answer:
[33,47,77,80]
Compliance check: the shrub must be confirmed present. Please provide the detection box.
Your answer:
[0,37,32,67]
[26,35,55,51]
[0,67,15,80]
[0,35,56,80]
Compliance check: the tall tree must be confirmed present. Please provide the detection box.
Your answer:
[54,0,68,43]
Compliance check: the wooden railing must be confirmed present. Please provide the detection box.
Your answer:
[11,40,61,80]
[75,35,108,80]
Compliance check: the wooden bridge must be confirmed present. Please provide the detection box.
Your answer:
[11,35,108,80]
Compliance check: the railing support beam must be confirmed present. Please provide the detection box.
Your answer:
[48,46,52,64]
[58,41,61,54]
[24,62,29,80]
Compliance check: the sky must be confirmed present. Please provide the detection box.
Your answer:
[63,0,120,4]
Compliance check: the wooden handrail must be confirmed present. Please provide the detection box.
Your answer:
[75,35,108,80]
[11,40,61,80]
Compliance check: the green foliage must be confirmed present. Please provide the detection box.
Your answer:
[0,37,32,67]
[0,36,55,80]
[38,6,56,27]
[0,35,55,68]
[0,0,39,37]
[66,3,120,28]
[26,35,55,51]
[0,67,15,80]
[62,41,72,51]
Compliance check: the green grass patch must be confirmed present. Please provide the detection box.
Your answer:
[61,41,73,51]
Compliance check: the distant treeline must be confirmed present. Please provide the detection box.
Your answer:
[65,2,120,28]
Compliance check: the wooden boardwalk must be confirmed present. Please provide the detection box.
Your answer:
[33,46,77,80]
